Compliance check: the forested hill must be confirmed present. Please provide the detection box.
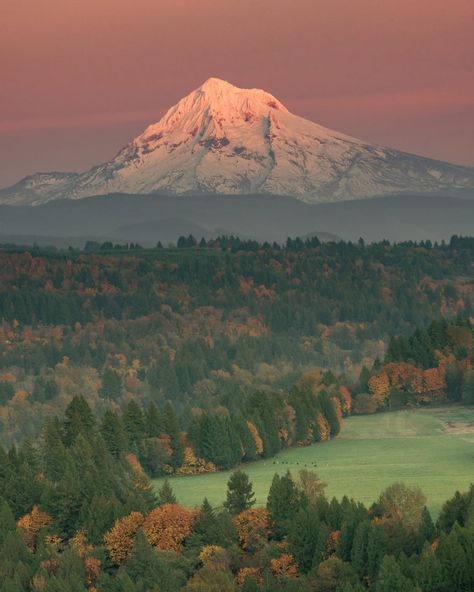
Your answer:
[0,236,472,445]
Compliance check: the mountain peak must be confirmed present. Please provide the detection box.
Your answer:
[198,77,237,93]
[1,79,474,206]
[191,77,289,113]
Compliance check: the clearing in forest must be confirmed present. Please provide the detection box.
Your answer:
[153,407,474,515]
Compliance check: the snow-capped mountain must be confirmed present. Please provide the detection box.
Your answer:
[2,77,474,205]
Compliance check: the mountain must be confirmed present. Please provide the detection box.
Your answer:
[1,77,474,206]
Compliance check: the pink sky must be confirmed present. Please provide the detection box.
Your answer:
[1,0,473,187]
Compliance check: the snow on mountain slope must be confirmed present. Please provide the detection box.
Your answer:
[1,77,474,205]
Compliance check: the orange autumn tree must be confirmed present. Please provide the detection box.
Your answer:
[17,505,53,549]
[368,371,390,406]
[411,367,446,403]
[104,511,144,565]
[246,421,264,455]
[270,554,298,578]
[142,503,195,553]
[234,507,270,552]
[198,544,229,570]
[236,567,263,586]
[315,413,330,442]
[71,530,101,586]
[338,386,352,414]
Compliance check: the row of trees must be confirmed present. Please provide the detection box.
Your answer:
[97,383,345,477]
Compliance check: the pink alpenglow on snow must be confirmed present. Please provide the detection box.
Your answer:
[1,79,474,206]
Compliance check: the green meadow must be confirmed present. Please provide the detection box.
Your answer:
[153,407,474,516]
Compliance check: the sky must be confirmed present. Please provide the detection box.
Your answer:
[1,0,473,187]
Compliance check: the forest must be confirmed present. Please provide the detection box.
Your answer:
[0,236,472,446]
[1,395,474,591]
[0,237,473,590]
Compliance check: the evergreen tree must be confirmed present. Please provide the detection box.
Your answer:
[100,411,128,459]
[157,479,177,505]
[366,523,388,583]
[266,471,301,539]
[241,576,260,592]
[350,520,371,579]
[437,524,474,592]
[125,530,187,592]
[100,368,122,400]
[224,470,256,515]
[415,543,445,592]
[374,555,416,592]
[311,522,331,571]
[124,530,163,592]
[41,418,68,482]
[145,402,163,437]
[123,401,146,448]
[288,504,321,573]
[319,393,340,437]
[163,402,184,470]
[0,498,16,546]
[63,396,95,447]
[3,457,42,518]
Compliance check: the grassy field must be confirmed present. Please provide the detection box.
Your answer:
[153,407,474,516]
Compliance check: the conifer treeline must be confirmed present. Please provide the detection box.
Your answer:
[100,386,345,477]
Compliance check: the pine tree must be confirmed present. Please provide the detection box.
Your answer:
[366,523,388,583]
[437,524,474,591]
[0,498,16,546]
[123,401,146,448]
[41,418,67,481]
[3,458,42,518]
[63,396,95,447]
[125,529,187,592]
[241,575,260,592]
[266,471,301,539]
[101,410,128,458]
[415,543,445,592]
[162,402,184,470]
[54,457,84,537]
[288,505,321,573]
[312,522,331,570]
[224,470,256,515]
[418,506,436,547]
[124,530,162,592]
[100,368,122,400]
[350,520,371,579]
[374,555,416,592]
[319,392,340,437]
[145,402,163,437]
[157,479,177,505]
